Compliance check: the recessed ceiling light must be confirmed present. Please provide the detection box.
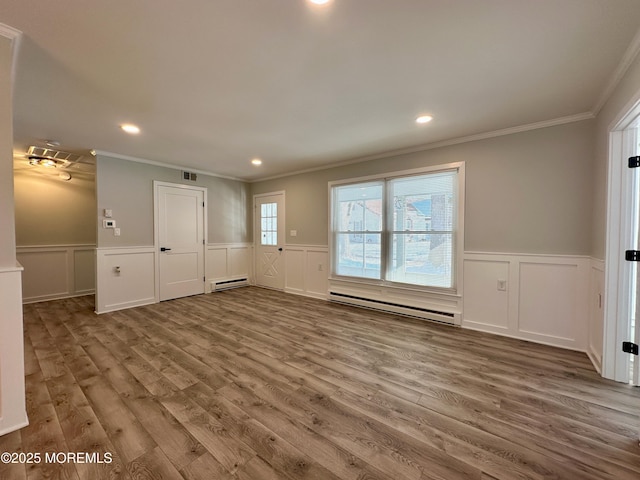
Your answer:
[309,0,332,4]
[251,158,263,166]
[120,124,141,134]
[416,115,433,124]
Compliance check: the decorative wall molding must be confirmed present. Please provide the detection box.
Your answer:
[95,243,252,313]
[284,244,328,300]
[462,252,590,351]
[95,246,156,314]
[0,265,28,436]
[17,244,95,303]
[206,243,252,292]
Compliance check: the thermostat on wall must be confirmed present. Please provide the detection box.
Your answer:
[103,219,116,228]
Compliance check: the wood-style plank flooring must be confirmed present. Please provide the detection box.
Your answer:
[1,287,639,479]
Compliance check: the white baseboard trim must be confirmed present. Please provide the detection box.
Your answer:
[587,348,603,374]
[23,290,95,305]
[0,417,29,437]
[463,323,587,353]
[285,287,327,301]
[96,298,156,315]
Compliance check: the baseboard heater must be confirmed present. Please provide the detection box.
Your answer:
[211,278,248,292]
[329,291,459,325]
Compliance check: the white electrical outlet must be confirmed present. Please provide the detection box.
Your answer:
[114,228,121,236]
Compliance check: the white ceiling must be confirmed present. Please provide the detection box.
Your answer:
[5,0,640,181]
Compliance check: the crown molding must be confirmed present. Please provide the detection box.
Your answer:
[250,112,595,183]
[592,25,640,116]
[0,23,22,92]
[98,111,594,185]
[0,23,21,41]
[93,150,243,182]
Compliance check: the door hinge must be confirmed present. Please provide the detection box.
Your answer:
[622,341,639,355]
[629,156,640,168]
[203,201,205,207]
[625,250,640,261]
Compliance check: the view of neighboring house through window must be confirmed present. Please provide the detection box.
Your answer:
[335,181,384,279]
[331,166,461,290]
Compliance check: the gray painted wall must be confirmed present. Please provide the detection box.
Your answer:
[14,170,96,246]
[96,155,250,247]
[592,52,640,260]
[0,36,16,266]
[251,120,595,255]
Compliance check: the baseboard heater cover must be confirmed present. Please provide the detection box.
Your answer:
[329,291,459,325]
[212,278,248,292]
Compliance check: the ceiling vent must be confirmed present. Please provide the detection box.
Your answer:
[182,170,197,181]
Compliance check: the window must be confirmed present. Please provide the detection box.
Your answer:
[331,165,462,290]
[260,202,278,246]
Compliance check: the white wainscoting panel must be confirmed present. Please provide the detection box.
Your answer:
[285,245,328,299]
[206,243,251,292]
[229,246,250,278]
[96,247,156,313]
[0,265,29,436]
[74,248,95,294]
[588,259,605,373]
[463,259,510,330]
[285,248,305,294]
[306,249,329,298]
[518,262,578,341]
[17,244,96,303]
[463,253,589,351]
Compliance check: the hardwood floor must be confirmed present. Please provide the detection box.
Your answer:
[1,287,639,479]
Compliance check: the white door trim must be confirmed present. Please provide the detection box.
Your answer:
[253,191,286,290]
[153,181,208,301]
[603,96,640,382]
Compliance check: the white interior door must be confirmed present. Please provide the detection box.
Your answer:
[629,127,640,387]
[156,183,205,301]
[254,192,285,290]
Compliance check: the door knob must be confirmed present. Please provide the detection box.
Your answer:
[161,247,172,252]
[278,247,283,252]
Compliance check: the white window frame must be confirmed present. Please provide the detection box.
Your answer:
[328,162,465,295]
